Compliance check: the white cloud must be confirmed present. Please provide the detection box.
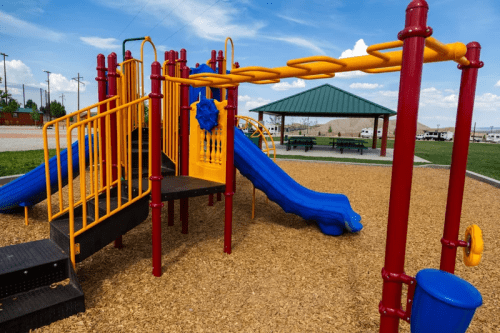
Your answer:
[271,79,306,91]
[0,10,65,42]
[349,83,382,89]
[267,37,325,55]
[157,45,168,52]
[474,93,500,111]
[340,39,369,58]
[80,37,121,50]
[277,14,315,27]
[336,39,369,78]
[9,87,22,95]
[245,97,271,110]
[41,73,88,93]
[1,59,36,85]
[445,89,456,93]
[379,90,399,97]
[239,95,252,102]
[443,94,457,102]
[495,80,500,87]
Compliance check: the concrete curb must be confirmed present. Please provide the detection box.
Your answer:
[0,174,24,186]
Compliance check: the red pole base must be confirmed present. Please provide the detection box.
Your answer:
[208,194,214,206]
[224,193,233,254]
[114,236,123,249]
[168,200,174,226]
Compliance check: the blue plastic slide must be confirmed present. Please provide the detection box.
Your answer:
[0,136,91,213]
[234,129,363,236]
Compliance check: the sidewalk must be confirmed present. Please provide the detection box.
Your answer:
[0,126,80,152]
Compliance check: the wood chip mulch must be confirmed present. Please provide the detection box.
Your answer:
[0,161,498,332]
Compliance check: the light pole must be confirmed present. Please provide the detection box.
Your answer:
[1,53,8,105]
[437,123,440,132]
[72,73,85,110]
[43,70,51,120]
[59,93,65,107]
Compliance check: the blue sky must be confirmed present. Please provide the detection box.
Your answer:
[1,0,499,128]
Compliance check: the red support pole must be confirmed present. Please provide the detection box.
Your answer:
[224,86,237,254]
[150,61,164,277]
[440,42,483,273]
[372,116,379,149]
[179,50,190,234]
[379,2,431,332]
[166,50,176,226]
[232,63,240,194]
[96,54,107,186]
[380,115,390,157]
[107,53,123,249]
[207,50,218,204]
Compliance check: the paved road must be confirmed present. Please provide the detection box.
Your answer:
[0,126,82,152]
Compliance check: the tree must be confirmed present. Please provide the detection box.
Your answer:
[50,100,66,119]
[29,105,41,126]
[25,99,37,110]
[269,115,281,126]
[2,99,20,114]
[328,125,332,133]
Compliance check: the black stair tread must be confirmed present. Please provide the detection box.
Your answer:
[130,176,225,201]
[0,240,67,275]
[50,215,89,237]
[0,282,85,331]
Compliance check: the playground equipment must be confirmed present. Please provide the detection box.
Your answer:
[0,1,485,331]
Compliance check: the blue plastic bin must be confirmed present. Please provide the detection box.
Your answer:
[411,268,482,333]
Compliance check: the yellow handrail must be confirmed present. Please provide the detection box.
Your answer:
[65,95,151,269]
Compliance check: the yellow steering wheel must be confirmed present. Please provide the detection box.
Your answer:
[463,224,484,267]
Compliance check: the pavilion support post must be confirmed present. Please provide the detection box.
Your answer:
[258,111,264,149]
[379,1,431,332]
[381,115,390,157]
[280,115,285,145]
[372,116,379,149]
[440,42,482,274]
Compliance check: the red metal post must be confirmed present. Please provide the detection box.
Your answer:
[379,1,431,332]
[166,50,176,226]
[179,49,190,234]
[440,42,483,273]
[107,53,123,249]
[124,51,133,104]
[207,50,217,205]
[216,50,225,202]
[372,116,379,149]
[150,61,164,277]
[96,54,107,186]
[224,86,236,254]
[380,115,390,157]
[233,62,240,194]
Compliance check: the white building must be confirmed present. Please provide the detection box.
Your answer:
[360,128,382,138]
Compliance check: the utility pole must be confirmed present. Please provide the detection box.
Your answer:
[1,53,8,104]
[40,88,42,110]
[23,84,25,108]
[43,70,51,120]
[473,122,476,140]
[72,73,85,110]
[491,126,494,134]
[60,93,65,107]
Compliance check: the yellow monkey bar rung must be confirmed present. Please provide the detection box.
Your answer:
[162,37,468,88]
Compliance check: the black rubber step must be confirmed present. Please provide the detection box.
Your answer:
[0,283,84,333]
[0,239,85,332]
[0,239,69,299]
[128,175,225,201]
[131,165,175,178]
[50,195,150,263]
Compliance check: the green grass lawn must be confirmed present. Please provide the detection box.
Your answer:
[0,149,56,177]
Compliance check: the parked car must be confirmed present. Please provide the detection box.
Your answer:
[486,133,500,143]
[360,128,382,138]
[416,134,424,140]
[470,136,482,142]
[423,131,453,141]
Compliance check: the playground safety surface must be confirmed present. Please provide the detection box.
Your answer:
[0,161,498,332]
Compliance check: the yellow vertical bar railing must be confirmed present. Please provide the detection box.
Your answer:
[87,110,94,195]
[128,103,133,201]
[78,125,87,228]
[93,119,99,223]
[54,122,63,212]
[138,100,143,195]
[105,107,111,215]
[117,109,122,207]
[66,125,76,268]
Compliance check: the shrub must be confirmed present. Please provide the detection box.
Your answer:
[328,126,332,133]
[318,131,321,136]
[299,130,302,135]
[338,132,341,137]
